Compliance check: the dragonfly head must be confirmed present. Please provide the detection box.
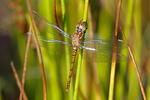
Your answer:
[76,21,87,34]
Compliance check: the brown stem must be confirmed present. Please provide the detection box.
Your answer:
[19,27,32,100]
[26,0,47,100]
[108,0,122,99]
[111,0,121,64]
[120,30,147,100]
[10,61,28,100]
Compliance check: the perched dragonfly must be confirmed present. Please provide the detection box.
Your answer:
[33,11,126,92]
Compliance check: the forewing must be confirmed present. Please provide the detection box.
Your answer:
[80,33,128,62]
[33,10,71,39]
[38,35,71,48]
[81,31,126,51]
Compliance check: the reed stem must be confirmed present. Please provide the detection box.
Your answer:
[108,0,122,100]
[73,0,89,99]
[60,0,73,99]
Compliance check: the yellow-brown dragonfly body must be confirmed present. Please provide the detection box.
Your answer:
[66,21,87,91]
[33,11,126,92]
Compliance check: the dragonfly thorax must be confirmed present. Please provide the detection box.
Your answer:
[72,34,81,50]
[71,21,87,50]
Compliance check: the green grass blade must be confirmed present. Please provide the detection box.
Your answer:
[73,0,89,99]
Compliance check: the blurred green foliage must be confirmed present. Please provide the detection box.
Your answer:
[0,0,150,100]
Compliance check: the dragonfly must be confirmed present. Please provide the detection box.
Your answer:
[33,11,127,92]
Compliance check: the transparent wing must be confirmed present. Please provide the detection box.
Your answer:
[82,38,125,49]
[81,31,126,51]
[81,44,128,62]
[82,40,107,45]
[80,33,128,62]
[46,24,71,39]
[33,10,71,39]
[38,35,71,48]
[80,45,96,51]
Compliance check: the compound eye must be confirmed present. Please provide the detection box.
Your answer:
[76,26,79,30]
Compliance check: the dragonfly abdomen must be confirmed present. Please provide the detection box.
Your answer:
[66,49,78,92]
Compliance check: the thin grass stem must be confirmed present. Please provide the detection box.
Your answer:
[73,51,83,100]
[10,61,28,100]
[60,0,72,98]
[120,30,147,100]
[26,0,47,100]
[60,0,70,75]
[108,0,122,100]
[73,0,89,99]
[83,0,89,22]
[19,26,32,100]
[53,0,64,41]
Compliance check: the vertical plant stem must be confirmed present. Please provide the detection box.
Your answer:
[61,0,70,74]
[26,0,47,100]
[83,0,89,22]
[128,0,143,99]
[53,0,64,41]
[120,31,147,100]
[10,61,28,100]
[61,0,70,68]
[72,73,86,100]
[73,0,89,99]
[19,27,32,100]
[60,0,72,98]
[108,0,122,100]
[73,51,83,100]
[116,0,134,99]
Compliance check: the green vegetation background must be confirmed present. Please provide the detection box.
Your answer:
[0,0,150,100]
